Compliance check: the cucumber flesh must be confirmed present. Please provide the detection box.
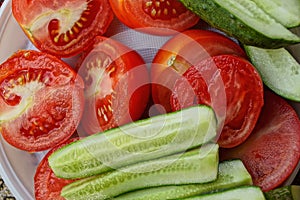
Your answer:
[265,185,300,200]
[244,45,300,102]
[49,105,217,179]
[179,0,300,48]
[250,0,300,28]
[184,186,266,200]
[61,144,219,200]
[115,159,253,200]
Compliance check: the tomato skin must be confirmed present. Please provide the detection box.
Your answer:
[220,90,300,192]
[34,137,80,200]
[12,0,114,57]
[151,29,247,113]
[0,50,84,152]
[77,36,150,134]
[170,55,264,148]
[109,0,200,35]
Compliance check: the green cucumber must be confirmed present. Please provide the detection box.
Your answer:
[265,185,300,200]
[179,0,300,48]
[244,45,300,102]
[250,0,300,28]
[61,144,219,200]
[49,105,217,179]
[184,186,266,200]
[115,159,253,200]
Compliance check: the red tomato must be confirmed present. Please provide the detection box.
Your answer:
[34,137,80,200]
[77,36,150,134]
[108,0,200,35]
[220,90,300,192]
[12,0,114,57]
[0,50,84,152]
[170,55,264,148]
[151,29,247,113]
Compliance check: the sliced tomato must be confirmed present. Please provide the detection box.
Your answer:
[12,0,114,57]
[77,36,150,134]
[170,55,264,148]
[151,29,247,113]
[220,90,300,191]
[0,50,84,152]
[108,0,200,35]
[34,137,80,200]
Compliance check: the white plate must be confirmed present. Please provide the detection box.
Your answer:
[0,0,300,199]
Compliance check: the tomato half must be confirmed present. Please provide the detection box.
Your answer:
[170,55,264,148]
[0,50,84,152]
[151,29,247,113]
[220,90,300,192]
[108,0,200,35]
[77,36,150,134]
[12,0,114,57]
[34,137,80,200]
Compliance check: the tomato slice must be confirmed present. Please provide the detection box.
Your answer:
[12,0,114,57]
[77,36,150,134]
[170,55,264,148]
[109,0,200,35]
[34,137,80,200]
[151,29,247,113]
[220,90,300,192]
[0,50,84,152]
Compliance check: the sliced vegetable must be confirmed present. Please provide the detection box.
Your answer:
[179,0,300,48]
[61,144,219,200]
[115,159,252,200]
[220,90,300,191]
[244,45,300,102]
[171,55,264,148]
[264,185,300,200]
[49,105,217,179]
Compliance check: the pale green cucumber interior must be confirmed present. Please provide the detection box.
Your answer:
[245,46,300,102]
[215,0,300,41]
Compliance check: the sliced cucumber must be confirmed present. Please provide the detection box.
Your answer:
[49,105,217,179]
[265,185,300,200]
[244,45,300,102]
[250,0,300,28]
[179,0,300,48]
[184,186,266,200]
[61,144,219,200]
[115,159,253,200]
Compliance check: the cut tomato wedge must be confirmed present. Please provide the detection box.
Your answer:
[220,90,300,192]
[170,55,264,148]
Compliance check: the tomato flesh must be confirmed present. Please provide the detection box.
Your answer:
[170,55,264,148]
[0,50,84,152]
[220,90,300,191]
[77,36,150,134]
[12,0,114,57]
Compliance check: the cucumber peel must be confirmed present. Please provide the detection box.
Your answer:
[264,185,300,200]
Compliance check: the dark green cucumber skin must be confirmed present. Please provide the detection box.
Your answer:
[265,185,300,200]
[114,159,253,200]
[61,145,219,200]
[179,0,300,48]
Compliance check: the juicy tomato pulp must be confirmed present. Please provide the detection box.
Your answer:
[12,0,114,57]
[170,55,264,148]
[34,137,80,200]
[151,29,247,113]
[109,0,200,35]
[77,36,150,134]
[0,50,84,152]
[220,90,300,191]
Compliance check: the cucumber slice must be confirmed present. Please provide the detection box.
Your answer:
[250,0,300,28]
[244,45,300,102]
[184,186,266,200]
[115,159,253,200]
[179,0,300,48]
[61,144,219,200]
[265,185,300,200]
[49,105,217,179]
